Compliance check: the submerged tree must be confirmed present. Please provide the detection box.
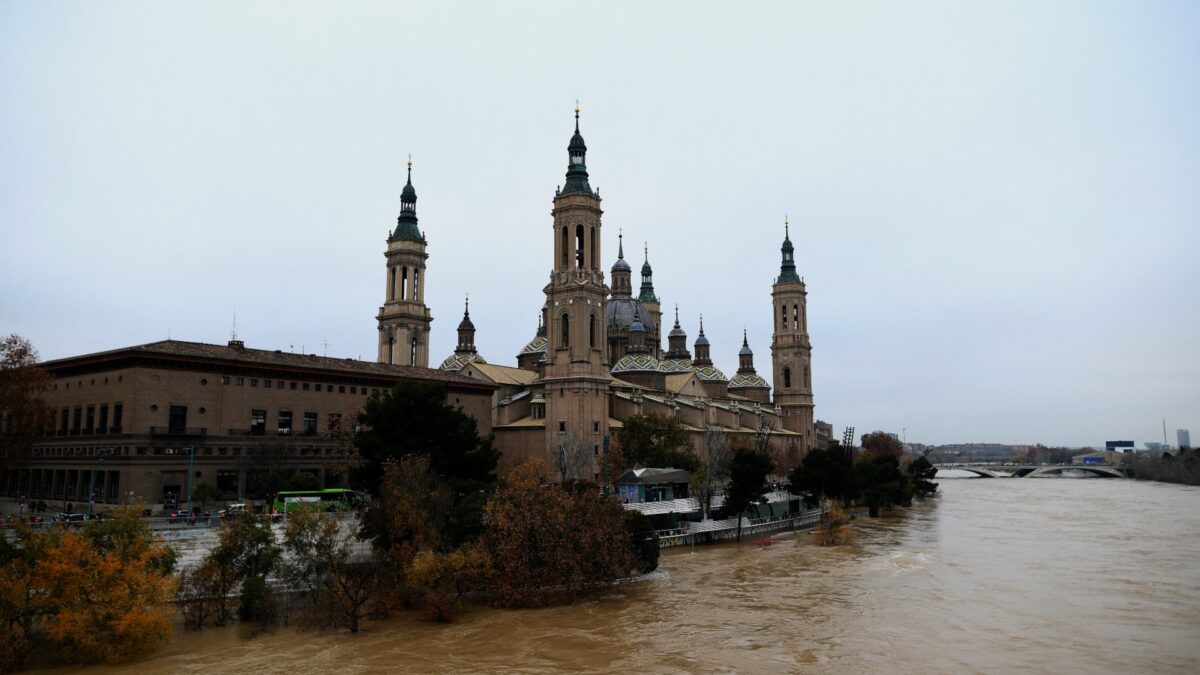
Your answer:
[907,456,939,499]
[480,460,634,607]
[0,508,177,668]
[724,448,775,542]
[788,442,857,507]
[354,381,498,547]
[855,453,912,517]
[691,426,732,519]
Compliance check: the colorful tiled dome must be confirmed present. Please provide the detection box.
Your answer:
[518,335,547,356]
[612,352,663,374]
[439,352,487,373]
[692,364,728,382]
[658,358,692,373]
[729,372,770,389]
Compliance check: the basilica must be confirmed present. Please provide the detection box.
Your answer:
[4,109,818,507]
[376,109,816,475]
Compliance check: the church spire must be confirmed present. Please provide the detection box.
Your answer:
[455,294,476,354]
[561,103,592,195]
[778,215,800,283]
[638,242,658,303]
[393,155,423,241]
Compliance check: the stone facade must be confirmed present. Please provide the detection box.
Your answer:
[3,341,494,508]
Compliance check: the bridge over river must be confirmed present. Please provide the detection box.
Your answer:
[935,464,1129,478]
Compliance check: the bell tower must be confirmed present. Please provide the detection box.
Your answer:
[770,217,815,448]
[377,158,432,367]
[542,106,610,468]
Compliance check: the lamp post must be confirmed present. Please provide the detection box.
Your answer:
[184,446,196,514]
[86,450,106,518]
[602,435,610,496]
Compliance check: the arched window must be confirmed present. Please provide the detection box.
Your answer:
[781,304,788,329]
[589,314,596,348]
[401,266,409,300]
[561,313,570,347]
[413,269,420,302]
[389,267,396,301]
[575,225,585,268]
[561,226,568,268]
[410,338,417,366]
[388,336,395,364]
[783,367,792,388]
[792,304,799,330]
[590,227,597,268]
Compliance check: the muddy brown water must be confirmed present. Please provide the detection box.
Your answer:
[31,478,1200,674]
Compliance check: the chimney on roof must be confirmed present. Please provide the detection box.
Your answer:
[228,339,246,352]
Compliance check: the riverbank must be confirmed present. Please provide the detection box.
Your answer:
[20,478,1198,674]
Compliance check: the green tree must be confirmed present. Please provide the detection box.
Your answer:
[615,413,697,472]
[191,482,224,511]
[623,511,660,574]
[788,442,856,507]
[725,448,775,542]
[203,514,281,624]
[907,456,939,499]
[855,453,912,517]
[353,381,498,547]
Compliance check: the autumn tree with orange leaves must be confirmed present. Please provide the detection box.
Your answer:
[480,460,635,608]
[0,508,177,670]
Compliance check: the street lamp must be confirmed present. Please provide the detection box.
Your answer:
[86,449,107,518]
[602,435,610,496]
[184,446,196,514]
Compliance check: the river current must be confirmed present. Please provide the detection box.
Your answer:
[44,478,1200,674]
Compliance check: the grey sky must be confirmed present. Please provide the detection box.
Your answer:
[2,1,1197,447]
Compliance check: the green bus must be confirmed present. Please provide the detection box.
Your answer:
[272,488,362,514]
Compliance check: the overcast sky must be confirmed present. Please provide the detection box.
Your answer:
[2,1,1197,447]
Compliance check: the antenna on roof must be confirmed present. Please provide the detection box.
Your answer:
[230,309,238,342]
[323,340,330,357]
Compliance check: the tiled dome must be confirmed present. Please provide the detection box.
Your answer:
[729,372,770,389]
[518,335,547,356]
[692,364,728,382]
[612,353,663,374]
[658,358,692,373]
[439,352,487,373]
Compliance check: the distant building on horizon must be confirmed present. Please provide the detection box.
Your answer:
[1179,429,1192,449]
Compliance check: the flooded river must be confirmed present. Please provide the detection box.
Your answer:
[46,478,1200,674]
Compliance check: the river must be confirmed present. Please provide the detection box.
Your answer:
[38,477,1200,674]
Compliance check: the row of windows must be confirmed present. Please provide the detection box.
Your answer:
[780,302,805,331]
[51,374,124,391]
[53,403,124,436]
[560,224,599,269]
[219,375,381,396]
[388,265,421,302]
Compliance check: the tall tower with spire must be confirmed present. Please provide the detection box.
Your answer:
[377,158,432,367]
[542,106,610,468]
[638,244,662,356]
[770,217,815,448]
